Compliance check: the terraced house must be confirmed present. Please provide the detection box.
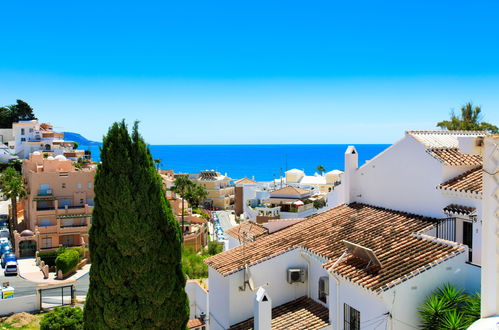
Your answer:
[13,151,95,257]
[196,170,235,210]
[204,130,487,329]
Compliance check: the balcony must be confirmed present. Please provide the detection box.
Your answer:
[36,225,58,234]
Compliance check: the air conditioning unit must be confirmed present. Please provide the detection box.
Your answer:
[287,268,306,284]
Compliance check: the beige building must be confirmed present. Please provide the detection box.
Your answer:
[13,151,96,257]
[196,170,234,210]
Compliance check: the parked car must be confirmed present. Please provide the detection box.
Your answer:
[0,228,9,239]
[4,261,18,276]
[0,242,12,257]
[0,215,8,230]
[1,252,16,268]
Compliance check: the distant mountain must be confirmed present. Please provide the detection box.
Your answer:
[63,132,101,146]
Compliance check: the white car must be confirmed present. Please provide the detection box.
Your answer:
[4,261,18,276]
[0,237,8,245]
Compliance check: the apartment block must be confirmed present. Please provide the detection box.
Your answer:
[13,151,96,257]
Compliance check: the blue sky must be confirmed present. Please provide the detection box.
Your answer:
[1,1,498,144]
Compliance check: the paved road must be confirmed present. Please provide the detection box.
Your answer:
[215,211,237,232]
[0,265,90,299]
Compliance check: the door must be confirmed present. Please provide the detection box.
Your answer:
[463,221,473,262]
[60,235,74,247]
[19,240,36,257]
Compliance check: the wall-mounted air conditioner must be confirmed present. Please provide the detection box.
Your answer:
[287,268,306,284]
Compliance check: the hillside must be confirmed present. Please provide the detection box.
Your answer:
[63,132,101,146]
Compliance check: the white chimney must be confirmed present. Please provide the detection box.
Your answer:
[254,287,272,330]
[481,135,499,318]
[343,146,358,205]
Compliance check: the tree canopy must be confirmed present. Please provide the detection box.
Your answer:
[437,102,498,133]
[1,166,27,242]
[0,99,37,128]
[84,121,188,329]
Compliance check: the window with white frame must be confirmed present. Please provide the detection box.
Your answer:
[344,304,360,330]
[318,277,328,303]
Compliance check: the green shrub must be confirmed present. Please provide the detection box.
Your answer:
[55,249,80,274]
[207,241,223,255]
[38,251,59,267]
[69,246,85,259]
[40,306,83,330]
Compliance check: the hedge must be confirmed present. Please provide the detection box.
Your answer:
[38,251,59,267]
[55,249,80,275]
[40,306,83,330]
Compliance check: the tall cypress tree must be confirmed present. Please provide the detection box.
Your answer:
[84,121,188,329]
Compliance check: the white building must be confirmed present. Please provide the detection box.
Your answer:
[206,203,469,330]
[205,130,487,329]
[8,120,76,159]
[0,143,17,163]
[332,130,485,266]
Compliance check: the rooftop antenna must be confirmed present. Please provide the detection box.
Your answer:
[238,222,256,291]
[280,168,283,188]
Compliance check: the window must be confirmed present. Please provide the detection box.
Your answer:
[80,199,84,204]
[62,183,66,189]
[39,219,51,227]
[88,182,92,189]
[77,183,82,189]
[21,128,25,135]
[318,277,328,303]
[41,237,52,249]
[21,138,26,142]
[29,128,33,133]
[344,304,360,330]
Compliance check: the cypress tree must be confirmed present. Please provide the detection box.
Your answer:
[84,121,188,329]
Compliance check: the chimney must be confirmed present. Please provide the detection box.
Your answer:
[343,146,358,205]
[481,135,499,318]
[254,287,272,330]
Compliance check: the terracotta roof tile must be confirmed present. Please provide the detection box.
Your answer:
[270,186,310,196]
[225,221,268,242]
[206,203,465,292]
[427,148,482,166]
[235,178,257,185]
[438,167,482,194]
[443,204,476,215]
[229,296,329,330]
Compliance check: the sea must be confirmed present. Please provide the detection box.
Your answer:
[82,144,390,181]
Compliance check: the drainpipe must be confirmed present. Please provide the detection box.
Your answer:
[328,250,348,330]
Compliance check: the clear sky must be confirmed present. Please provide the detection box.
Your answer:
[1,1,498,144]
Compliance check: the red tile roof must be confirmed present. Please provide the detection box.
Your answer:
[438,167,482,195]
[228,296,329,330]
[206,203,465,292]
[270,186,310,196]
[443,204,476,215]
[427,148,482,166]
[235,178,257,185]
[225,221,268,243]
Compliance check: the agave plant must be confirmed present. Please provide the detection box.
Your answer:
[440,310,467,330]
[462,293,481,326]
[436,283,467,309]
[419,295,450,329]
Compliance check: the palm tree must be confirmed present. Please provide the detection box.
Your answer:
[316,165,326,175]
[1,167,27,244]
[171,176,195,233]
[154,158,161,170]
[437,102,498,133]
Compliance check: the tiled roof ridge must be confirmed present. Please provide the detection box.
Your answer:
[407,130,487,135]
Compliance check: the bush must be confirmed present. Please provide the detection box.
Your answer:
[40,307,83,330]
[206,241,223,255]
[55,249,80,275]
[38,251,59,267]
[182,247,208,279]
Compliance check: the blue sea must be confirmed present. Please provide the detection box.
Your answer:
[83,144,390,181]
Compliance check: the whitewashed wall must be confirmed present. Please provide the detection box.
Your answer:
[186,280,208,320]
[0,295,39,316]
[380,251,468,329]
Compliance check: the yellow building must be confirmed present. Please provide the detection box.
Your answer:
[196,170,234,210]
